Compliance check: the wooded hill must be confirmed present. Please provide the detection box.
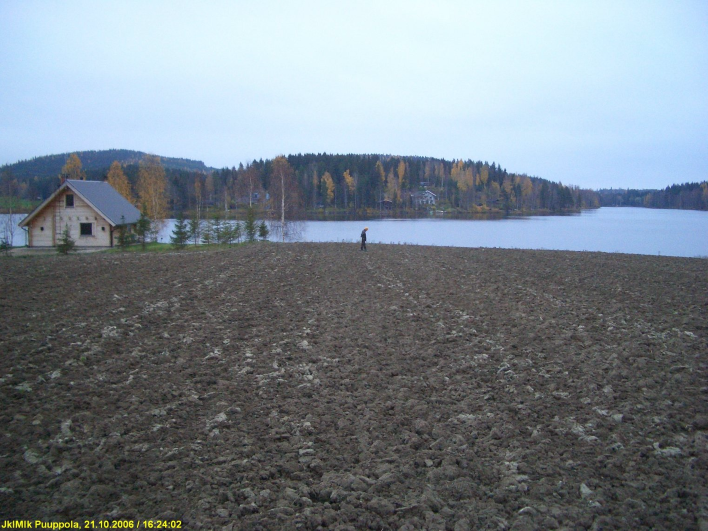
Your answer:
[2,150,600,216]
[4,149,212,181]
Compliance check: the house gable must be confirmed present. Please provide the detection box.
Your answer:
[19,180,140,248]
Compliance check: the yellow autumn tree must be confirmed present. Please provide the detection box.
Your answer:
[480,164,489,187]
[397,160,406,187]
[502,176,516,211]
[375,161,386,205]
[321,171,335,208]
[343,170,355,208]
[62,153,85,181]
[451,161,476,209]
[106,161,134,203]
[137,155,168,239]
[520,176,533,209]
[386,169,399,204]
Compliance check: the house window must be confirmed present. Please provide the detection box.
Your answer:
[65,194,74,208]
[80,223,93,236]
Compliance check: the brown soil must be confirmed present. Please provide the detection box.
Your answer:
[1,244,707,530]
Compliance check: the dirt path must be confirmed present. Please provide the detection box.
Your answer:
[1,244,706,529]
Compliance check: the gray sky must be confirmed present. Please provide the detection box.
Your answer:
[1,1,706,189]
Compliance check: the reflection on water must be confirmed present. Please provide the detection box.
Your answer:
[4,208,707,258]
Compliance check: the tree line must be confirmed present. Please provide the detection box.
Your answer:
[180,153,600,216]
[598,182,708,210]
[3,151,602,222]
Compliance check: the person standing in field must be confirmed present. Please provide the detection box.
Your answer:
[360,227,368,251]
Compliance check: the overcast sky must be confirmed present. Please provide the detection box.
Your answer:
[1,1,706,189]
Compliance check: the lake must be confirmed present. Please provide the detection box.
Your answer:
[4,207,707,258]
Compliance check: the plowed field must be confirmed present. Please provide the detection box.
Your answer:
[1,244,707,530]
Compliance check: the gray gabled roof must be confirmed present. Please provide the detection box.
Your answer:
[20,179,141,228]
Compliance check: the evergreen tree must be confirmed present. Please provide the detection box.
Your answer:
[188,215,202,245]
[201,219,214,245]
[135,207,151,250]
[258,220,269,241]
[170,212,189,249]
[57,225,76,254]
[230,221,242,244]
[211,213,225,245]
[245,206,257,242]
[116,215,134,251]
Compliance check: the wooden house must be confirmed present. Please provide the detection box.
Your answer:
[19,180,141,248]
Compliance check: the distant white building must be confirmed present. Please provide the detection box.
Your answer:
[411,190,437,206]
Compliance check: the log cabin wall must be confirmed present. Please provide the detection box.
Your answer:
[28,189,112,247]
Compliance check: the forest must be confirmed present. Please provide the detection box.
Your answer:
[598,183,708,211]
[1,150,600,218]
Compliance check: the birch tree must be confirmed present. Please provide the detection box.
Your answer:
[106,161,134,203]
[137,155,168,240]
[343,170,355,209]
[268,156,301,242]
[321,171,335,209]
[235,164,263,207]
[62,154,85,181]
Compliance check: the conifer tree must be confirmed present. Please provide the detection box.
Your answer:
[134,207,151,250]
[201,217,214,245]
[231,221,242,244]
[188,216,202,245]
[210,213,225,244]
[170,213,189,249]
[57,225,76,254]
[258,220,269,241]
[245,206,257,242]
[116,215,133,250]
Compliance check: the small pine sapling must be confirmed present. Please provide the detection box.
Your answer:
[231,221,242,244]
[135,207,151,251]
[211,213,224,245]
[188,216,202,245]
[116,215,134,251]
[245,207,257,242]
[57,225,76,255]
[170,213,190,250]
[258,220,269,241]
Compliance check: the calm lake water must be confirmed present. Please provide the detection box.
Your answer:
[5,207,707,258]
[294,208,708,258]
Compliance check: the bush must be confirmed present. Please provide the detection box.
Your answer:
[0,238,11,256]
